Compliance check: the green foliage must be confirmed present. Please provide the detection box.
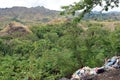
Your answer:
[109,27,120,55]
[39,48,77,79]
[61,0,120,22]
[11,17,24,24]
[0,22,120,79]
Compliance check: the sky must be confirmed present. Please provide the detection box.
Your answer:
[0,0,120,12]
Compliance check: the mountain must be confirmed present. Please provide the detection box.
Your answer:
[0,6,59,26]
[0,6,120,27]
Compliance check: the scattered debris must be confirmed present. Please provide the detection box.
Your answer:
[104,56,120,70]
[71,56,120,80]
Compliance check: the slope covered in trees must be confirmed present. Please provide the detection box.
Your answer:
[0,21,120,80]
[0,0,120,80]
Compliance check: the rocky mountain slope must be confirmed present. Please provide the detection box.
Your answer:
[0,6,59,26]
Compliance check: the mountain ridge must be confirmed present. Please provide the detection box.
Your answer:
[0,6,120,27]
[0,6,59,26]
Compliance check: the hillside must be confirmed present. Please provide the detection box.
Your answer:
[83,11,120,21]
[0,6,120,79]
[0,21,120,80]
[0,6,59,26]
[0,6,120,27]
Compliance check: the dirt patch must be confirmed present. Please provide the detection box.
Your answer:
[96,69,120,80]
[59,69,120,80]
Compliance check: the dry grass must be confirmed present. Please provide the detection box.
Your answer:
[88,20,120,31]
[48,18,70,24]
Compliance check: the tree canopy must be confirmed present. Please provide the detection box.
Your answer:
[61,0,119,22]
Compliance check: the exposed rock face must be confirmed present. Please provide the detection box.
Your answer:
[0,22,32,37]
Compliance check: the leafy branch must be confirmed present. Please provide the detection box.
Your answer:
[61,0,119,23]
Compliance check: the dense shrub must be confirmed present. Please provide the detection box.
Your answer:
[0,22,120,79]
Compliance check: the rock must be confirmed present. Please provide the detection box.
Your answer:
[59,77,70,80]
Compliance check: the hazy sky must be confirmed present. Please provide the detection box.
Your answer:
[0,0,120,11]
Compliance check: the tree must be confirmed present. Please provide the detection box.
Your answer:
[61,0,119,22]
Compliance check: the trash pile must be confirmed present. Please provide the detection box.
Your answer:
[71,56,120,80]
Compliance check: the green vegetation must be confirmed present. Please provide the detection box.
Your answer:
[0,1,120,79]
[0,21,120,80]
